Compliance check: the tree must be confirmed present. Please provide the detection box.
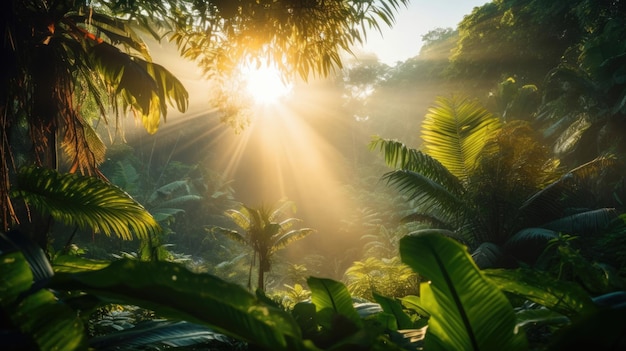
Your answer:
[1,1,188,248]
[372,95,626,268]
[210,200,315,291]
[450,0,583,91]
[1,0,409,249]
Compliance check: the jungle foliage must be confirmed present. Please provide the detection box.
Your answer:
[2,0,626,350]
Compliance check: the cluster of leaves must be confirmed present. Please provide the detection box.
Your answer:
[3,226,626,351]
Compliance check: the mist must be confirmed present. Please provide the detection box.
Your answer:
[102,36,437,281]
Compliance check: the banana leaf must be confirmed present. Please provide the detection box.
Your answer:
[0,251,87,351]
[400,232,528,351]
[49,259,306,351]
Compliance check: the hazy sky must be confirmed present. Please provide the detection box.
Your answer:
[356,0,489,64]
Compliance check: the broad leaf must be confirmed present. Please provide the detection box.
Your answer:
[0,251,87,351]
[50,259,304,351]
[308,277,363,329]
[400,232,527,351]
[373,293,414,330]
[483,268,597,318]
[89,320,233,350]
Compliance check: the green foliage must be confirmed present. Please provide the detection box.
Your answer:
[169,0,410,81]
[12,166,161,241]
[421,95,502,182]
[371,96,553,249]
[211,200,315,291]
[400,232,528,351]
[451,0,583,89]
[484,267,597,319]
[5,226,626,351]
[50,258,304,350]
[344,257,419,300]
[0,250,87,351]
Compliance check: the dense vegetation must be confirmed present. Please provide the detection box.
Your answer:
[2,0,626,350]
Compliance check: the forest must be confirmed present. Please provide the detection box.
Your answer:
[2,0,626,350]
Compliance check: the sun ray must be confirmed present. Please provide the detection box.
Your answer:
[242,63,293,105]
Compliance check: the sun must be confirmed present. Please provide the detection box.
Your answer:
[243,64,293,105]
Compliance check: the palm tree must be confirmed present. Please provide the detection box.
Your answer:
[371,95,624,268]
[210,200,315,291]
[371,97,607,264]
[371,95,534,247]
[1,1,188,249]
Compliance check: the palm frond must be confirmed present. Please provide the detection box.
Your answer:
[61,120,108,172]
[370,137,465,195]
[400,212,454,229]
[224,208,251,231]
[568,154,619,179]
[521,155,621,224]
[278,218,302,231]
[382,169,464,217]
[369,137,419,169]
[90,42,188,134]
[505,228,560,249]
[269,200,297,222]
[271,228,315,252]
[68,12,152,59]
[471,242,508,270]
[12,166,160,240]
[211,226,247,245]
[421,95,502,182]
[541,208,619,235]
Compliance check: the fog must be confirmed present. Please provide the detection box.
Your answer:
[108,37,434,280]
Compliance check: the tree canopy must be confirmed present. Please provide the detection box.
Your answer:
[0,0,409,243]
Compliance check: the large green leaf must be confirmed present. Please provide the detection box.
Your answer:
[49,259,305,351]
[12,166,161,240]
[421,95,501,182]
[88,320,233,350]
[400,232,528,351]
[373,293,414,330]
[483,268,597,318]
[0,251,87,351]
[307,277,363,330]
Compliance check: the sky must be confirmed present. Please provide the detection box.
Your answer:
[356,0,489,65]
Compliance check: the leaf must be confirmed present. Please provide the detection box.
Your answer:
[307,277,363,329]
[12,166,161,240]
[373,293,414,330]
[0,251,87,351]
[49,259,303,350]
[52,255,111,274]
[400,232,527,351]
[89,320,233,350]
[421,95,501,182]
[483,268,597,318]
[272,228,315,252]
